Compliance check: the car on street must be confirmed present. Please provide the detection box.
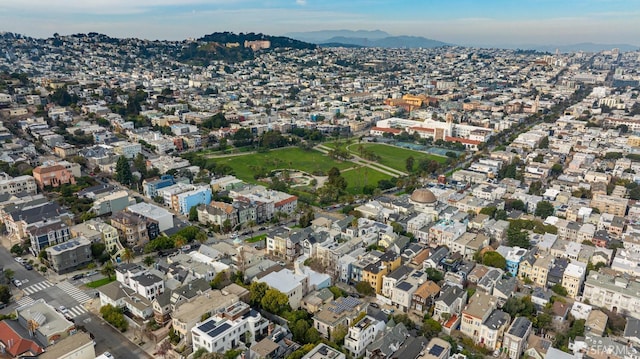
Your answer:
[103,352,113,358]
[14,257,23,263]
[23,263,33,270]
[72,273,84,280]
[369,302,380,308]
[58,306,69,316]
[85,270,98,277]
[12,279,22,287]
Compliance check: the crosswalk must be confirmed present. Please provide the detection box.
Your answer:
[21,280,54,295]
[66,304,88,318]
[56,281,91,304]
[16,296,34,307]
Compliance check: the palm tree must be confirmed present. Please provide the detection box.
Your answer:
[122,248,134,264]
[101,261,115,280]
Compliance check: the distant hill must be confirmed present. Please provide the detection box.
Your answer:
[318,42,366,48]
[285,29,390,43]
[286,30,450,48]
[320,35,450,48]
[178,32,316,65]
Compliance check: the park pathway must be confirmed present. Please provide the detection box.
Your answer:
[315,144,408,177]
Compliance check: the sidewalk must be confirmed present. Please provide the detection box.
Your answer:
[85,297,157,357]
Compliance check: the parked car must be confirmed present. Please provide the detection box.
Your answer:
[23,263,33,270]
[14,257,23,263]
[72,274,84,280]
[12,279,22,287]
[369,302,380,308]
[58,306,69,316]
[85,270,98,277]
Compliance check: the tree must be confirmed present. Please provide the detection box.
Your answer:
[3,269,14,282]
[122,248,134,263]
[156,339,172,359]
[538,136,549,149]
[249,282,269,308]
[195,231,208,244]
[426,268,444,282]
[422,318,442,339]
[114,156,133,186]
[174,235,187,249]
[210,271,227,290]
[479,206,497,218]
[189,206,199,222]
[355,281,375,296]
[0,285,11,304]
[143,256,155,267]
[405,156,415,172]
[261,289,291,315]
[100,304,128,332]
[10,244,24,256]
[101,261,115,280]
[535,201,554,218]
[550,163,563,176]
[507,199,526,212]
[483,251,507,269]
[551,283,568,296]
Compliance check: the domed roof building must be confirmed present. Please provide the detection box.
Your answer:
[410,188,437,204]
[409,188,439,218]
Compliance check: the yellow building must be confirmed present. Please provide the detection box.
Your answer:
[362,251,401,294]
[591,193,628,217]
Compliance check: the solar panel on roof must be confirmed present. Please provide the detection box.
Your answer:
[429,345,445,356]
[198,320,216,333]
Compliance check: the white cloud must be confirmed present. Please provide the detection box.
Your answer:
[295,0,307,5]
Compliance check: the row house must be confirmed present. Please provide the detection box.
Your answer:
[433,285,468,321]
[362,250,402,294]
[32,163,76,189]
[562,261,587,299]
[344,316,386,358]
[428,220,466,247]
[391,270,430,312]
[411,280,441,313]
[0,173,37,195]
[313,296,365,340]
[27,219,72,255]
[110,211,159,248]
[460,292,498,344]
[582,271,640,319]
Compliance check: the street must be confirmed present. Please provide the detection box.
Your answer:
[0,245,151,359]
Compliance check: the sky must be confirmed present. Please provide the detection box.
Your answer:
[0,0,639,46]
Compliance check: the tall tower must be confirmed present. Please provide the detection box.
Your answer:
[446,113,454,137]
[533,95,540,113]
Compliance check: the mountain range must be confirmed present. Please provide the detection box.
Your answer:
[285,30,450,48]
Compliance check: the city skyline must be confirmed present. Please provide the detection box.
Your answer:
[0,0,639,47]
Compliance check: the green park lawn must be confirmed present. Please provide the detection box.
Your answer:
[341,166,392,194]
[86,277,115,288]
[352,143,447,172]
[212,148,352,183]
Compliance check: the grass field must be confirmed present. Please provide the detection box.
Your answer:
[86,277,115,288]
[353,143,447,172]
[341,166,392,194]
[246,233,267,243]
[210,148,352,183]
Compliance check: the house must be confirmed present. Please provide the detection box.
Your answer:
[38,332,95,359]
[382,265,413,298]
[255,268,308,310]
[32,163,76,189]
[433,285,468,320]
[91,190,133,216]
[26,218,71,255]
[505,247,528,277]
[44,237,93,274]
[460,292,498,344]
[191,302,269,354]
[417,337,452,359]
[302,343,346,359]
[524,335,552,359]
[585,310,608,337]
[344,315,386,358]
[363,250,402,294]
[391,271,430,312]
[366,321,409,358]
[126,202,174,232]
[479,310,510,351]
[412,280,441,313]
[624,317,640,345]
[561,261,587,299]
[503,317,533,359]
[313,296,364,340]
[110,210,155,247]
[0,320,44,357]
[171,289,240,344]
[16,299,75,347]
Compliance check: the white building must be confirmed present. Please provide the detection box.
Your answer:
[344,316,385,358]
[191,302,269,354]
[126,202,174,232]
[0,173,37,195]
[255,269,308,309]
